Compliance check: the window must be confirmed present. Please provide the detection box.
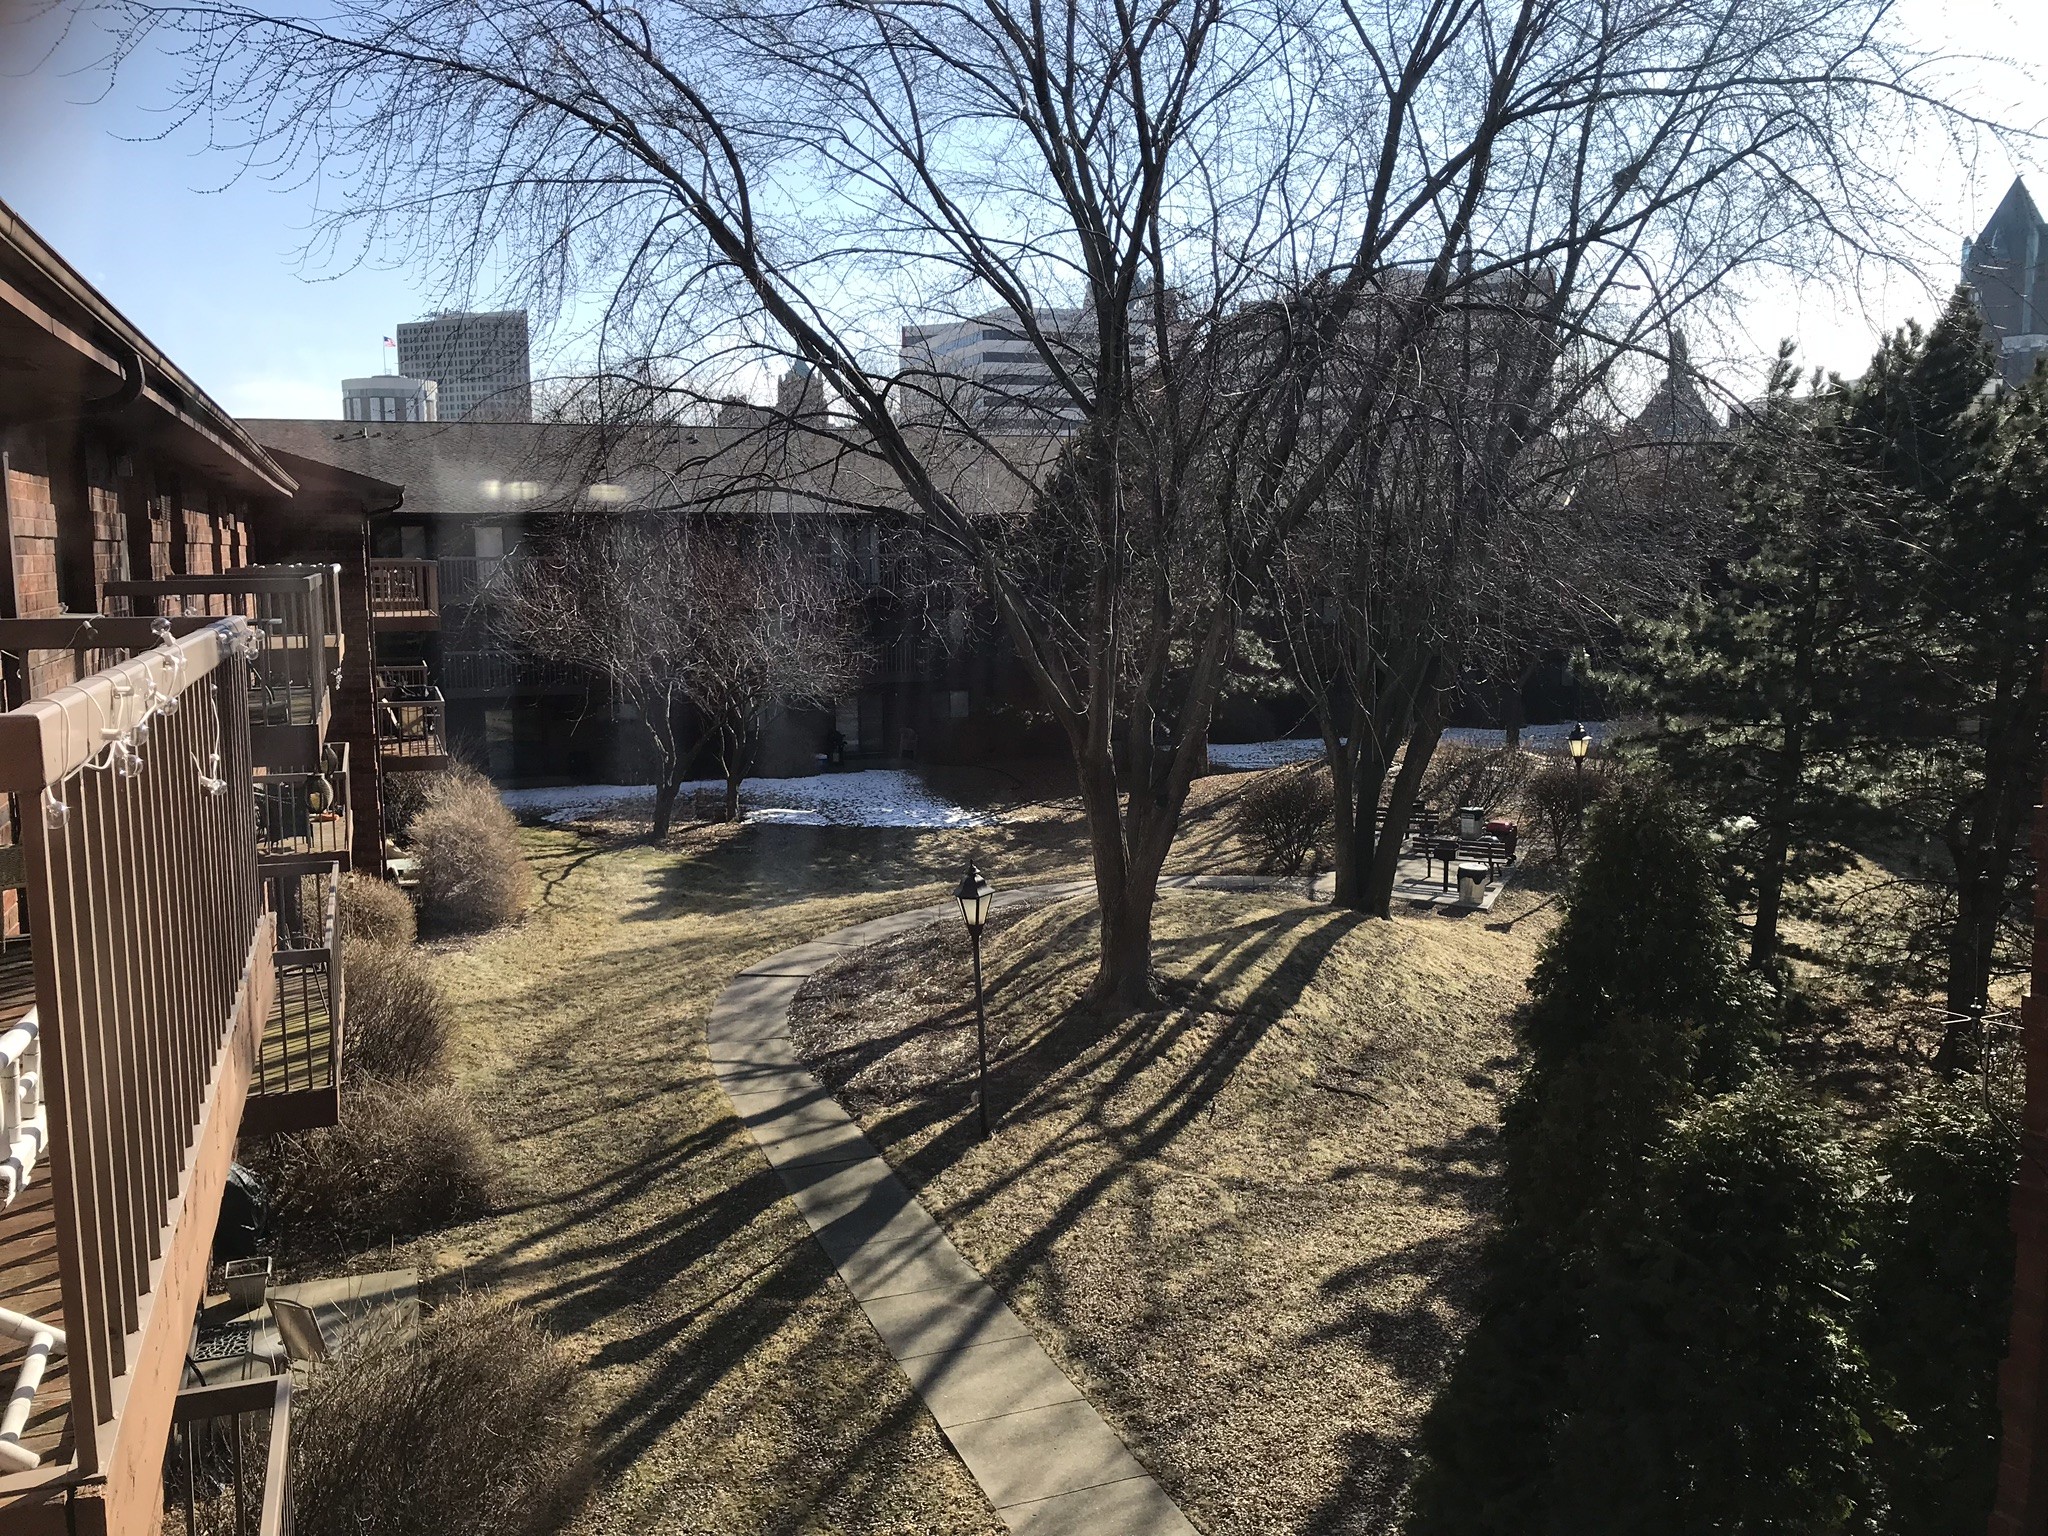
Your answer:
[473,526,505,560]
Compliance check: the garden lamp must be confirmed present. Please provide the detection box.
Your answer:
[1568,722,1589,760]
[954,863,995,1139]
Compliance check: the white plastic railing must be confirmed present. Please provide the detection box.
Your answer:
[0,1305,64,1471]
[0,1009,44,1207]
[0,1011,58,1472]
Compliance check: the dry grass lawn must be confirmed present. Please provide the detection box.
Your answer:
[790,880,1561,1536]
[320,759,1555,1534]
[390,810,1104,1536]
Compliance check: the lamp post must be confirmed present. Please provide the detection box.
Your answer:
[954,863,995,1140]
[1568,722,1589,841]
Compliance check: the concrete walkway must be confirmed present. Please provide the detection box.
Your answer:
[706,878,1203,1535]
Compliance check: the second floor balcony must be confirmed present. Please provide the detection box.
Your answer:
[369,559,440,631]
[105,564,345,772]
[254,742,353,865]
[0,621,286,1532]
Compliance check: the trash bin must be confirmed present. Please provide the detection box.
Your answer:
[1457,862,1489,905]
[1486,818,1518,859]
[1457,805,1486,838]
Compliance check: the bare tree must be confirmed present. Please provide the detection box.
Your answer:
[494,517,863,834]
[1270,292,1723,915]
[74,0,1993,1000]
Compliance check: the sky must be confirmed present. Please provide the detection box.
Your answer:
[0,0,2043,421]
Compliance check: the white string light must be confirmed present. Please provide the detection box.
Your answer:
[43,619,245,826]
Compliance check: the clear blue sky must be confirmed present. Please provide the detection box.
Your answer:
[0,0,2042,419]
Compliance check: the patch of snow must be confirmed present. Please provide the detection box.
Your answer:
[1442,722,1615,750]
[1207,739,1323,770]
[501,769,996,829]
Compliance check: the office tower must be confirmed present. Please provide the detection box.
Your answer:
[396,311,533,421]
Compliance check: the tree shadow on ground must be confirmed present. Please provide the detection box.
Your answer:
[872,898,1370,1289]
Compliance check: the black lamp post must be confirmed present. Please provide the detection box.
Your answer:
[1568,722,1589,840]
[954,863,995,1139]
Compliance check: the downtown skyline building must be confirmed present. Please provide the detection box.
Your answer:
[395,309,534,421]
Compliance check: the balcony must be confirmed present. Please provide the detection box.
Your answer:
[440,648,590,697]
[105,565,345,772]
[375,664,449,773]
[244,862,342,1137]
[437,555,504,608]
[369,558,440,631]
[254,743,353,867]
[164,1377,292,1536]
[0,621,276,1534]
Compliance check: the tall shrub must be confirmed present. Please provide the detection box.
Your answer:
[410,766,533,933]
[1547,1079,1878,1532]
[293,1295,588,1536]
[1861,1081,2019,1532]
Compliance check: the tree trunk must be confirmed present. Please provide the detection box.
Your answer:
[1939,698,2041,1066]
[1752,559,1821,970]
[1365,700,1447,918]
[1069,740,1182,1006]
[1333,730,1393,911]
[651,777,682,839]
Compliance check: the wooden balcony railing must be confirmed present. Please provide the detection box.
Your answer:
[254,742,352,865]
[369,559,440,629]
[245,862,341,1136]
[105,566,345,772]
[374,665,449,773]
[0,620,274,1532]
[437,555,505,608]
[440,648,589,696]
[164,1376,292,1536]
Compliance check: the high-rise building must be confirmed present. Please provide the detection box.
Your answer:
[898,310,1090,429]
[396,310,533,421]
[1964,179,2048,387]
[342,374,438,422]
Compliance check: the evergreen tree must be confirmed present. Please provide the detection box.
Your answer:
[1624,353,1901,969]
[1860,1082,2019,1531]
[1886,375,2048,1051]
[1408,778,1778,1534]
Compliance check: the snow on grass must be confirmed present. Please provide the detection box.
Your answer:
[501,769,997,829]
[1209,723,1614,770]
[1207,739,1323,770]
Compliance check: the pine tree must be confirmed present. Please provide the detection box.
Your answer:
[1623,351,1900,969]
[1407,778,1779,1534]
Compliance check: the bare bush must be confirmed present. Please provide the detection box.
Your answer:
[1527,756,1618,855]
[254,1079,497,1255]
[410,768,533,934]
[338,872,417,946]
[1234,767,1333,876]
[293,1294,589,1536]
[1422,745,1533,819]
[341,939,450,1083]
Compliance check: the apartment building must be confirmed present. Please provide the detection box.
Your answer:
[394,311,533,423]
[244,403,1067,782]
[0,193,409,1534]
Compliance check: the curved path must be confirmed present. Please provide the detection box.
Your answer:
[708,878,1291,1535]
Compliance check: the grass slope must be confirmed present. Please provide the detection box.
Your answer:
[417,815,1095,1536]
[790,883,1559,1536]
